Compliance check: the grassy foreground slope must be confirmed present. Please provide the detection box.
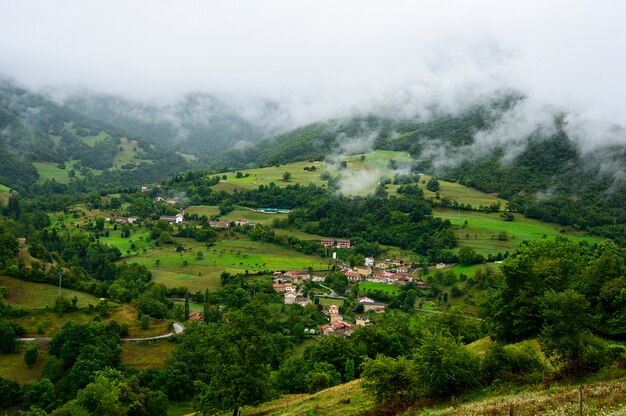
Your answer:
[233,377,626,416]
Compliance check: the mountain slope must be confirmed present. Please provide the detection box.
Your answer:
[56,91,268,159]
[0,80,188,190]
[206,95,626,231]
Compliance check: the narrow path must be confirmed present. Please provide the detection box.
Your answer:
[18,322,186,343]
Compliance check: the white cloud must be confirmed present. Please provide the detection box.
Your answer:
[0,0,625,129]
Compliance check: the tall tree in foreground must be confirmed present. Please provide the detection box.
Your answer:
[187,302,277,416]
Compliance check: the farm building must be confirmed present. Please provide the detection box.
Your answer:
[320,238,334,247]
[336,239,351,249]
[160,212,184,224]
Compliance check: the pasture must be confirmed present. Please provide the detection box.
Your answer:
[434,207,602,255]
[124,235,326,292]
[209,150,509,203]
[359,281,399,295]
[122,341,175,369]
[0,184,11,205]
[112,137,149,167]
[81,132,110,147]
[0,346,50,384]
[0,275,100,309]
[3,304,170,338]
[98,227,153,257]
[212,160,327,192]
[186,205,289,225]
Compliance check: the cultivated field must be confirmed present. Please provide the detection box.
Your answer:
[434,208,602,255]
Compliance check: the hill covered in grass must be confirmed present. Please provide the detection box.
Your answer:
[203,94,626,235]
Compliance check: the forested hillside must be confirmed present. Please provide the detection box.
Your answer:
[57,91,267,159]
[0,80,189,193]
[207,95,626,233]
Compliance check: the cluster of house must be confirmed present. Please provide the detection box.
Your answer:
[103,211,184,225]
[320,239,351,249]
[208,219,256,229]
[272,271,314,306]
[318,303,374,337]
[340,258,430,289]
[339,265,428,289]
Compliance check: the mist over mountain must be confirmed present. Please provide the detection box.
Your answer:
[48,90,283,159]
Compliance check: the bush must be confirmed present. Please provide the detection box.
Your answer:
[450,285,464,297]
[413,331,480,397]
[361,355,419,409]
[24,344,39,367]
[481,342,547,385]
[0,375,21,408]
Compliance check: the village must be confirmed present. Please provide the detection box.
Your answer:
[271,249,432,337]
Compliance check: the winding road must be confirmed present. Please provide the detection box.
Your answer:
[18,322,186,343]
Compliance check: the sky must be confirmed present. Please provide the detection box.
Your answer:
[1,0,625,125]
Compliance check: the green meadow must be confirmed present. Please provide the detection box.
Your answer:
[434,207,602,255]
[212,160,327,192]
[113,138,150,167]
[0,347,50,384]
[0,275,100,309]
[4,303,170,338]
[420,174,507,207]
[33,160,96,183]
[0,184,11,205]
[359,281,399,295]
[210,150,506,205]
[97,227,153,257]
[81,131,110,147]
[123,235,327,292]
[186,205,289,225]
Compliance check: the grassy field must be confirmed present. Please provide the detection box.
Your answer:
[318,298,344,308]
[81,132,110,147]
[124,235,326,293]
[122,341,175,369]
[33,161,95,183]
[4,304,170,338]
[434,208,602,255]
[359,281,399,295]
[239,379,372,416]
[209,150,506,205]
[98,227,153,257]
[0,275,100,309]
[186,205,289,225]
[212,160,328,192]
[33,161,73,183]
[0,184,10,205]
[112,138,149,167]
[420,174,507,207]
[0,344,50,384]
